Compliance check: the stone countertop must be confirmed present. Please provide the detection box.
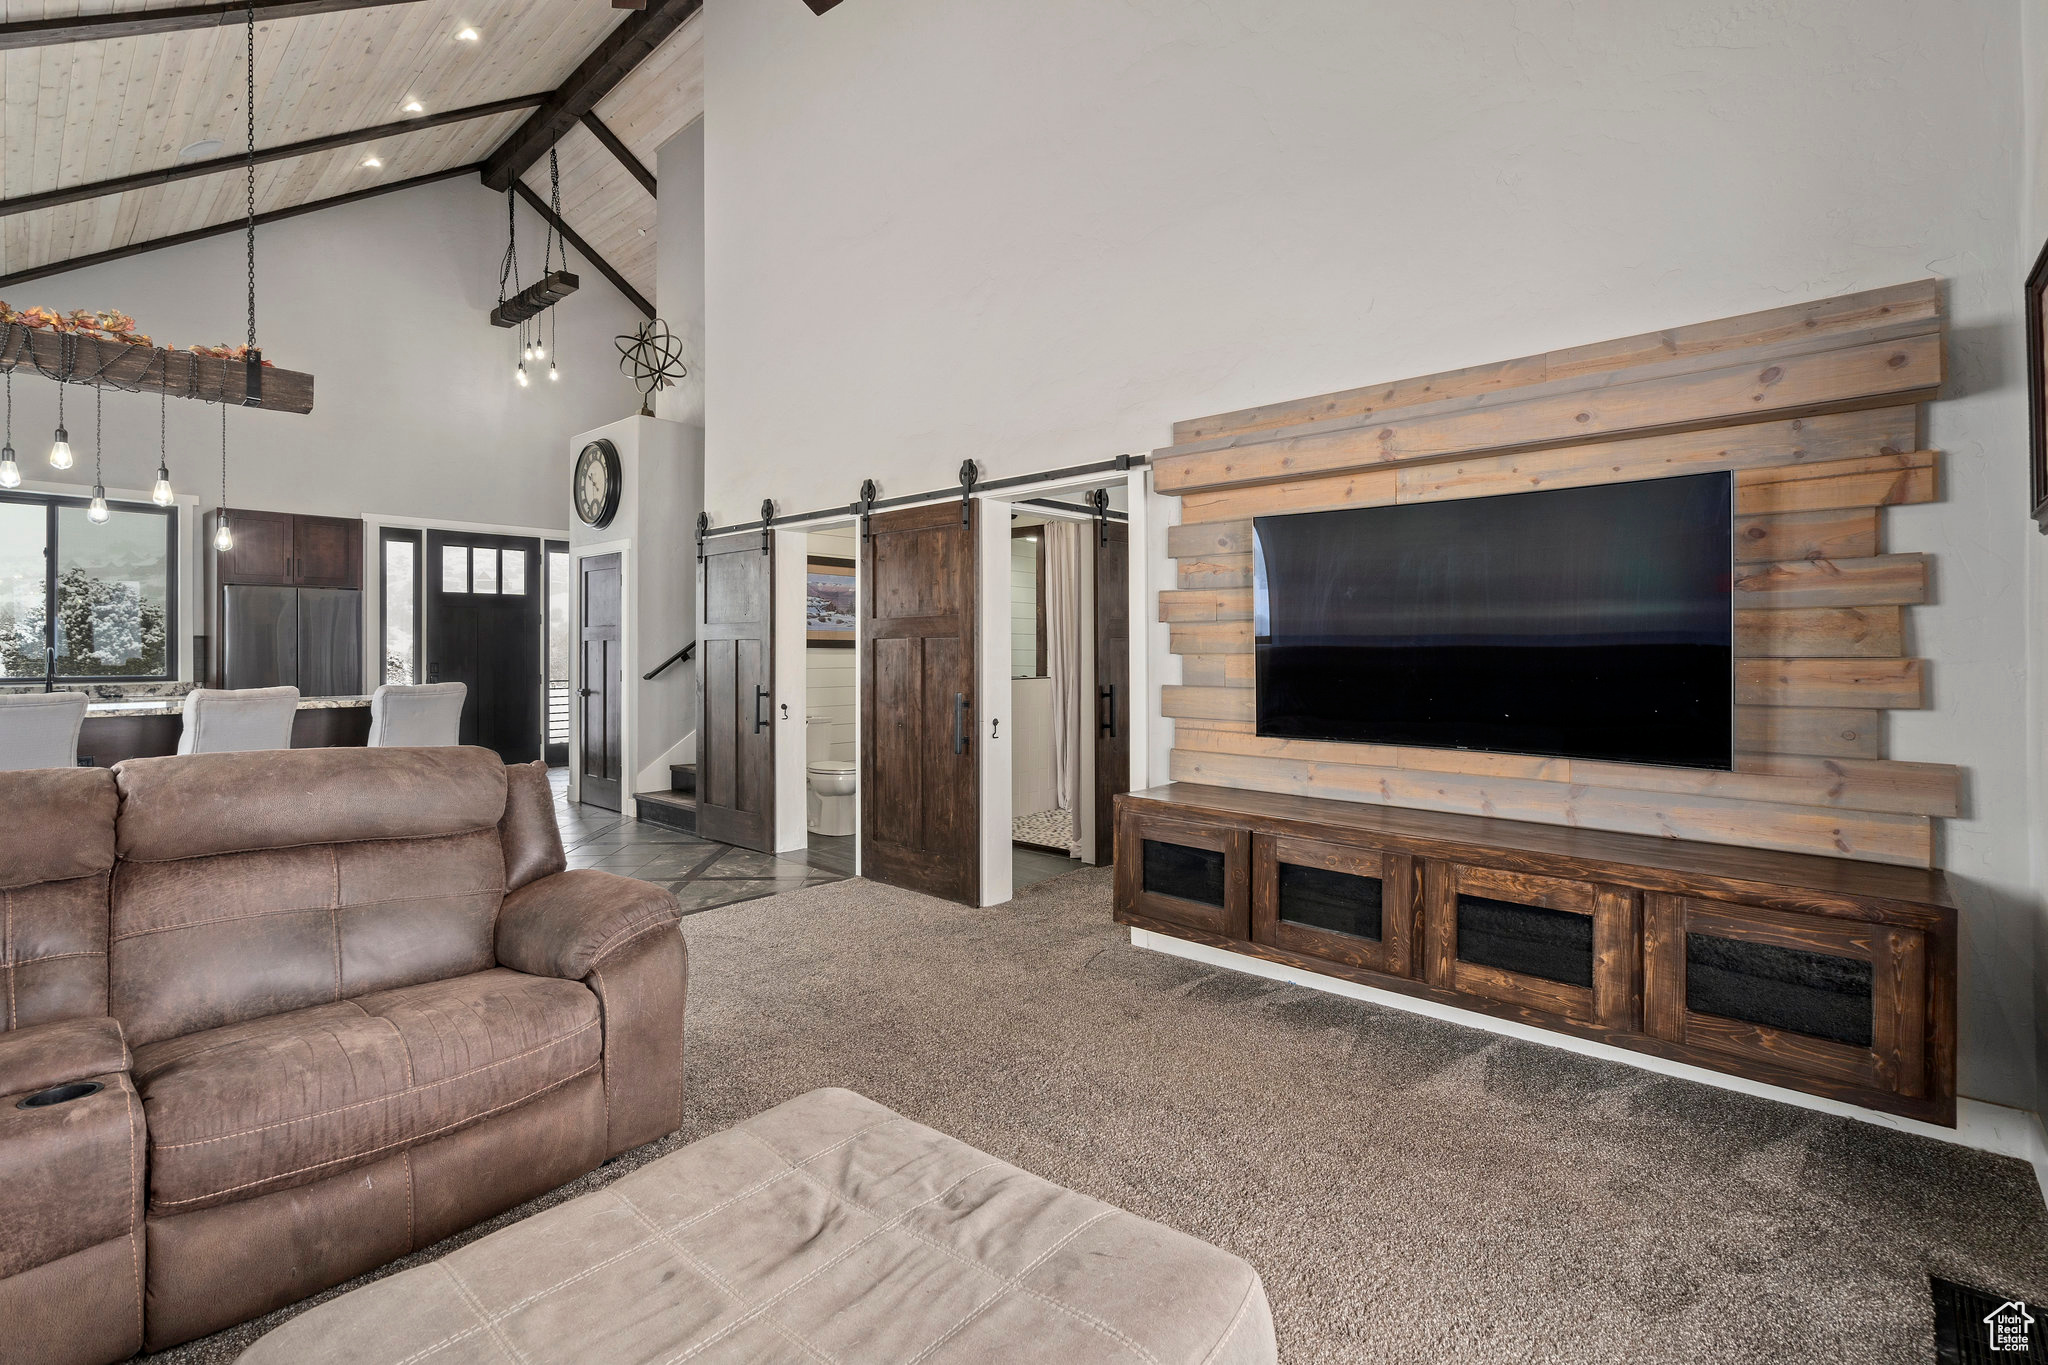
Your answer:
[84,695,372,718]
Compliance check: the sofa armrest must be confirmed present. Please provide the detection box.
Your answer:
[495,870,687,1156]
[496,869,682,980]
[0,1016,129,1099]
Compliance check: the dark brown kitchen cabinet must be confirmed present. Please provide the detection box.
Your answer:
[203,509,365,694]
[211,510,362,589]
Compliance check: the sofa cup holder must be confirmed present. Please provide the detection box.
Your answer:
[16,1081,103,1110]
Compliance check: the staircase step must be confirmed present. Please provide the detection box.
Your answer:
[670,763,696,795]
[635,789,696,834]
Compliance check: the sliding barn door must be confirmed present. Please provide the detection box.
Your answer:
[1093,519,1129,866]
[861,502,980,904]
[697,538,775,851]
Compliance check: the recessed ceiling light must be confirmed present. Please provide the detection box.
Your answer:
[455,27,479,41]
[177,139,224,161]
[402,99,424,114]
[361,155,383,168]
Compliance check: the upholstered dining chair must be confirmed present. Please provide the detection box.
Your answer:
[175,686,300,754]
[366,682,467,747]
[0,690,89,770]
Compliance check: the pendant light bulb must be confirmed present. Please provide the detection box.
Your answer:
[152,464,174,507]
[522,342,533,362]
[213,512,234,553]
[87,483,110,523]
[533,340,545,360]
[548,361,559,382]
[0,444,18,489]
[516,362,529,388]
[48,425,72,470]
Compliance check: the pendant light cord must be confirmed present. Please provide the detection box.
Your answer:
[220,391,229,510]
[245,0,257,354]
[93,385,102,484]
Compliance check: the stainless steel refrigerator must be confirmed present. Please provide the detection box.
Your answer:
[220,585,362,696]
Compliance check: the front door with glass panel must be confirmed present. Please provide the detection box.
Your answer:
[424,530,542,762]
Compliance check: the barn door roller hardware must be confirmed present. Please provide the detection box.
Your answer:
[852,479,878,543]
[760,500,774,555]
[1090,488,1110,547]
[958,460,978,525]
[695,511,708,565]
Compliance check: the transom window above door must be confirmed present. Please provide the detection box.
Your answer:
[440,544,527,596]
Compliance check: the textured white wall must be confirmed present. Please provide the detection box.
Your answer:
[701,0,2036,1109]
[10,176,643,528]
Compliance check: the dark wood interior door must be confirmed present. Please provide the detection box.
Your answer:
[861,501,979,904]
[1093,519,1129,866]
[578,553,623,811]
[697,539,775,850]
[424,530,542,763]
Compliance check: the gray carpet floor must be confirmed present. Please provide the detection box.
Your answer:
[152,867,2048,1364]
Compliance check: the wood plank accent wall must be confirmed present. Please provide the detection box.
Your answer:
[1156,280,1957,868]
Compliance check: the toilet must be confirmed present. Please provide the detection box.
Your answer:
[806,715,857,836]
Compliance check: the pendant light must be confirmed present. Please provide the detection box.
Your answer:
[213,400,233,552]
[548,300,559,381]
[0,367,19,488]
[86,386,109,523]
[48,381,72,469]
[150,366,173,506]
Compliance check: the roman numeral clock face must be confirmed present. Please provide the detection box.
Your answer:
[574,439,621,529]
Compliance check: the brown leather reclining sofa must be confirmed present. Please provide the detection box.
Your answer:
[0,746,687,1363]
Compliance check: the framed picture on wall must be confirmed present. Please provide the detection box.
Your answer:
[2028,236,2048,530]
[806,555,856,647]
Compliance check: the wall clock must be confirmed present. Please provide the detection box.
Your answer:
[573,439,622,529]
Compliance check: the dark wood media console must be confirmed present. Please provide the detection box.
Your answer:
[1113,783,1957,1125]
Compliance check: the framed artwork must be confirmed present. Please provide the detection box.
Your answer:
[806,555,856,647]
[2028,237,2048,530]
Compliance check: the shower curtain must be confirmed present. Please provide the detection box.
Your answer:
[1043,520,1084,846]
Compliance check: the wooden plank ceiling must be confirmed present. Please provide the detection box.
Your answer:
[519,13,701,302]
[0,0,703,303]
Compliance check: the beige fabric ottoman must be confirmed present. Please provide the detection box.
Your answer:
[237,1087,1276,1364]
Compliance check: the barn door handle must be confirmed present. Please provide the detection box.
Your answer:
[1099,684,1117,738]
[577,687,593,698]
[753,686,770,734]
[953,693,969,754]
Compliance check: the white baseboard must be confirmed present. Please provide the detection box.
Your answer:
[1130,927,2048,1205]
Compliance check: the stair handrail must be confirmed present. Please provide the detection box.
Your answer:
[643,640,696,680]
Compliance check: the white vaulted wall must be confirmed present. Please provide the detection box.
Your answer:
[698,0,2038,1111]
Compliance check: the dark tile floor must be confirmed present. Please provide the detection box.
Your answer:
[549,771,850,914]
[548,772,1088,907]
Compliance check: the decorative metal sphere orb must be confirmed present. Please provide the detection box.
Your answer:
[615,319,688,416]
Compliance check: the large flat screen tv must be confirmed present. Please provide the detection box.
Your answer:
[1252,472,1734,770]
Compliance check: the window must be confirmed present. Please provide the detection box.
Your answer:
[382,528,421,685]
[0,491,177,683]
[472,547,499,594]
[501,548,526,595]
[441,545,470,594]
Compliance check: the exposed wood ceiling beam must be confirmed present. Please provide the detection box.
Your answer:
[0,93,546,221]
[0,0,425,52]
[803,0,848,12]
[0,163,481,290]
[481,0,700,192]
[511,179,653,319]
[578,112,657,197]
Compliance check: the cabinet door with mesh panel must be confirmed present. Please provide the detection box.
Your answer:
[1643,894,1934,1112]
[1252,835,1417,978]
[1115,809,1248,940]
[1424,863,1640,1030]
